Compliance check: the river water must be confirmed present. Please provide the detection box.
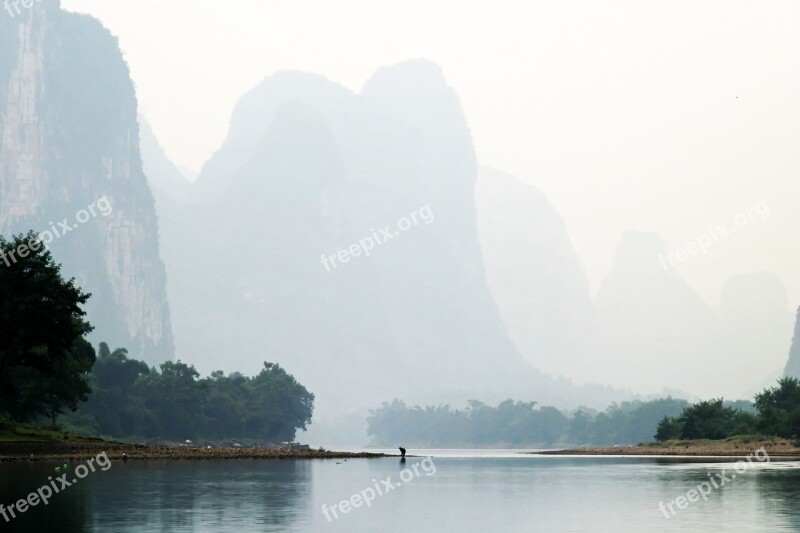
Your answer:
[1,450,798,532]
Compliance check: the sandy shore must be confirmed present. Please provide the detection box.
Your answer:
[534,437,800,459]
[0,438,386,462]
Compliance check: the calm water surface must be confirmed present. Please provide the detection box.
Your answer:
[1,451,799,532]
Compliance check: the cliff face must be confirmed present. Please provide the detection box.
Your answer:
[0,1,173,364]
[0,4,48,226]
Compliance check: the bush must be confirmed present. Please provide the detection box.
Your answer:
[654,399,756,441]
[0,414,15,430]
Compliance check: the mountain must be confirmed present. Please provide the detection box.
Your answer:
[475,166,596,378]
[594,231,718,394]
[154,62,625,416]
[138,116,191,209]
[718,272,792,396]
[592,233,793,397]
[0,1,173,364]
[785,307,800,379]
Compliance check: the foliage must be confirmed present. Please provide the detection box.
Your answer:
[754,377,800,438]
[653,382,800,442]
[0,232,94,423]
[655,399,756,441]
[654,416,683,441]
[367,397,689,447]
[74,348,315,443]
[0,231,314,442]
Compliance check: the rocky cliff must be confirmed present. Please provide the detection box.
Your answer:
[0,1,173,364]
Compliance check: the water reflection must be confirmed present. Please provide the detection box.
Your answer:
[653,457,800,530]
[0,462,89,533]
[753,466,800,530]
[1,456,799,532]
[0,459,311,532]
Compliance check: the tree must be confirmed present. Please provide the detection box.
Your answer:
[38,338,96,425]
[528,406,570,445]
[0,232,94,422]
[135,360,205,440]
[658,399,755,441]
[654,415,682,441]
[247,362,314,442]
[81,343,151,435]
[755,378,800,438]
[92,344,150,390]
[70,352,316,442]
[568,410,592,444]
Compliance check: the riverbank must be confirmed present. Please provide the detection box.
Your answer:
[534,436,800,458]
[0,430,386,462]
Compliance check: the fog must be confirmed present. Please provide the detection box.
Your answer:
[3,3,800,531]
[62,0,800,311]
[3,0,798,427]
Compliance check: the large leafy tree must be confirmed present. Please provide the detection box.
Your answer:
[0,232,95,422]
[654,399,756,441]
[135,360,206,440]
[755,377,800,438]
[82,343,152,435]
[654,415,683,441]
[247,362,315,442]
[76,356,315,442]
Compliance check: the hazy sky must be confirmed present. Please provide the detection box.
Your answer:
[61,0,800,308]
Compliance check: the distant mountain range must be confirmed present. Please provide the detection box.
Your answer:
[477,180,792,397]
[144,63,794,405]
[593,234,790,396]
[150,63,623,415]
[475,166,596,380]
[2,1,794,414]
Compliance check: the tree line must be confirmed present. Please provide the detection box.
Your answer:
[0,232,314,443]
[655,378,800,441]
[368,384,800,448]
[63,344,314,443]
[367,397,697,447]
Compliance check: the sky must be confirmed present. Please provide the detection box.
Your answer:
[61,0,800,309]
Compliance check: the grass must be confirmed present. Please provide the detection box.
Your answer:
[0,420,119,444]
[0,427,56,442]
